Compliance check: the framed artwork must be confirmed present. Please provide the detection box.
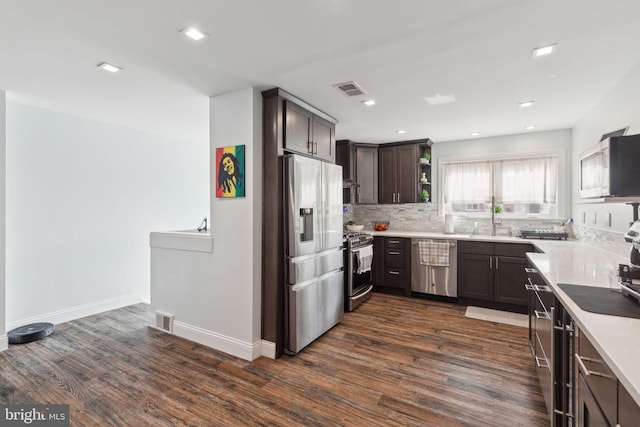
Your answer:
[215,145,245,198]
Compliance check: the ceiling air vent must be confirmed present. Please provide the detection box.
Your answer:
[333,81,367,97]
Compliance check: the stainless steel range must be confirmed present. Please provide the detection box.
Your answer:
[343,231,374,311]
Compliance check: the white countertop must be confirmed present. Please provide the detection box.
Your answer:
[527,241,640,406]
[369,229,640,405]
[367,229,545,243]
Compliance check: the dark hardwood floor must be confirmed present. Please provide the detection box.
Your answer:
[0,293,548,426]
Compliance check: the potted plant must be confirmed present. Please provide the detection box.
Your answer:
[419,189,430,202]
[493,205,503,214]
[419,153,431,165]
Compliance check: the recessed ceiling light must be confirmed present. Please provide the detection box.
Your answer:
[525,125,536,130]
[519,100,535,108]
[424,93,456,105]
[182,27,208,41]
[97,62,122,73]
[471,132,480,137]
[532,43,557,58]
[362,99,376,106]
[396,129,406,134]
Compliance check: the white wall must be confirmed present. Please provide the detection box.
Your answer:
[208,87,262,345]
[149,87,263,359]
[0,91,6,350]
[5,102,208,328]
[572,61,640,234]
[433,129,572,218]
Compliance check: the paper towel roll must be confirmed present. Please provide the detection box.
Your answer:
[444,214,455,234]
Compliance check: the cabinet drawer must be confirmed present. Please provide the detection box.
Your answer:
[576,331,617,426]
[494,243,534,257]
[384,248,406,267]
[385,238,405,249]
[384,268,408,288]
[457,241,493,255]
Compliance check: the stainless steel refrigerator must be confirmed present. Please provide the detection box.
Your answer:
[284,154,344,354]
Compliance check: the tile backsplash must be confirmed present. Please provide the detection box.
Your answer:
[344,202,632,258]
[345,202,562,235]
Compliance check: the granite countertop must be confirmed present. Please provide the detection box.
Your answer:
[527,241,640,405]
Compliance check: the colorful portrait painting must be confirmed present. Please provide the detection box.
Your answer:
[216,145,245,198]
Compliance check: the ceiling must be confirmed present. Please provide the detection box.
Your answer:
[1,0,640,144]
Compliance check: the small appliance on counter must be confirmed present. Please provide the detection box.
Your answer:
[619,220,640,303]
[444,214,455,234]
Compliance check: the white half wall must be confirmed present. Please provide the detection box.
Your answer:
[0,91,6,351]
[150,87,263,360]
[6,102,208,328]
[572,61,640,234]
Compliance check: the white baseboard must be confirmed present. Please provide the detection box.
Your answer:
[0,335,7,352]
[6,293,145,331]
[162,321,262,361]
[260,340,276,359]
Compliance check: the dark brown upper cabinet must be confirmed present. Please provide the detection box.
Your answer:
[379,143,419,204]
[336,141,378,204]
[284,99,336,162]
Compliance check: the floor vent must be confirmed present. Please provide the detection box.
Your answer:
[333,81,367,97]
[155,312,174,333]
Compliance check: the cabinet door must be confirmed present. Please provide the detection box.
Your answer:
[284,101,312,156]
[396,144,419,203]
[312,115,335,162]
[355,146,378,204]
[576,374,609,427]
[619,382,640,427]
[458,253,494,300]
[494,256,529,306]
[378,147,397,204]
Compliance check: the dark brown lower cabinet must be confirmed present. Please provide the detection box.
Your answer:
[372,237,411,296]
[458,241,533,311]
[619,382,640,426]
[577,373,609,427]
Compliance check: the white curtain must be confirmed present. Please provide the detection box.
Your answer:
[443,161,492,204]
[494,156,557,204]
[443,156,558,212]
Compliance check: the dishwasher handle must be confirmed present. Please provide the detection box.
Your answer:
[412,240,457,248]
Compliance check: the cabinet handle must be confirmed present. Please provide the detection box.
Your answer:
[534,310,550,320]
[314,142,318,154]
[308,141,314,154]
[525,267,538,274]
[392,193,396,203]
[389,271,400,275]
[489,256,493,269]
[397,192,400,203]
[388,251,400,255]
[525,284,534,291]
[575,353,614,378]
[535,356,549,369]
[495,257,499,270]
[389,240,400,244]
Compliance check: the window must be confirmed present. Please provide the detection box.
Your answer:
[442,155,558,217]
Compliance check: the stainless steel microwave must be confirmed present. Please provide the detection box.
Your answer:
[579,133,640,198]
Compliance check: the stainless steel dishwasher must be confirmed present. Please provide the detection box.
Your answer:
[411,239,457,297]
